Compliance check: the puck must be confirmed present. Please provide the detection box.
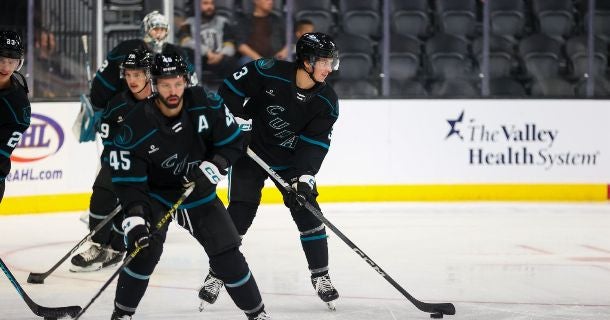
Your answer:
[430,312,444,319]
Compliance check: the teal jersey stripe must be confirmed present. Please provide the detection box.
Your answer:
[111,176,148,183]
[214,127,241,147]
[149,191,216,209]
[299,135,330,149]
[95,71,117,91]
[223,79,245,97]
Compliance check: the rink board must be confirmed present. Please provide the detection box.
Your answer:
[1,100,609,214]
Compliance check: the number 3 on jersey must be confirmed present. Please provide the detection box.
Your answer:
[233,66,248,80]
[109,150,131,170]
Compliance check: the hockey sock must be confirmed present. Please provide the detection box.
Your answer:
[299,227,329,276]
[210,248,264,314]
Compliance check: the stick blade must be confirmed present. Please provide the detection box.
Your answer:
[422,302,456,316]
[35,305,82,319]
[27,273,46,284]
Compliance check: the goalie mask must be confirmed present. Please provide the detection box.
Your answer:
[296,32,339,84]
[0,30,25,72]
[142,11,169,53]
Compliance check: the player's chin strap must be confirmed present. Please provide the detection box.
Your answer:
[305,60,323,85]
[136,80,150,94]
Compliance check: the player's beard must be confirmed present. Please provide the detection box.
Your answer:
[159,94,183,110]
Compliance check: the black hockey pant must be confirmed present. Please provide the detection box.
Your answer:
[228,156,330,276]
[89,164,125,251]
[114,196,264,317]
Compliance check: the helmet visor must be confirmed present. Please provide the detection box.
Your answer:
[314,53,339,71]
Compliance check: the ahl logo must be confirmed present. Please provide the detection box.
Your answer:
[11,113,64,162]
[445,110,465,140]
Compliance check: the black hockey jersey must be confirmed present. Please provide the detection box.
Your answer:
[0,74,31,180]
[219,59,339,177]
[99,90,150,164]
[90,40,194,111]
[109,86,244,216]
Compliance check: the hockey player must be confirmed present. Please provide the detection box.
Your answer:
[198,32,340,310]
[108,51,270,320]
[0,30,30,202]
[74,10,196,271]
[70,49,154,272]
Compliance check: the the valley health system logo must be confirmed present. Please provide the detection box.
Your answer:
[445,110,600,169]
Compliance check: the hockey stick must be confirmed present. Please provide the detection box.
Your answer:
[74,183,196,320]
[81,35,92,88]
[246,148,456,317]
[0,258,81,319]
[27,205,123,284]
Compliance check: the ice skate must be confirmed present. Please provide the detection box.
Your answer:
[311,274,339,311]
[70,243,124,272]
[110,310,131,320]
[247,310,271,320]
[198,272,224,311]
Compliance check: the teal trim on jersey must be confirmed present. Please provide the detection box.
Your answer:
[149,191,216,209]
[299,135,329,149]
[300,234,328,242]
[102,102,127,119]
[254,61,291,83]
[115,129,158,150]
[2,97,29,126]
[123,267,150,280]
[214,127,241,147]
[316,94,339,118]
[0,149,9,158]
[111,176,148,183]
[95,71,117,91]
[270,165,290,171]
[103,141,113,146]
[223,79,245,97]
[225,271,251,288]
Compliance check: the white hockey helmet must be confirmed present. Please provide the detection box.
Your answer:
[142,11,169,53]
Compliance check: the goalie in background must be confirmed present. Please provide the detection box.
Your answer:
[77,10,197,143]
[0,30,30,203]
[70,49,155,272]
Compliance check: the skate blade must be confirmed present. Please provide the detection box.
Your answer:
[69,263,103,273]
[326,301,336,311]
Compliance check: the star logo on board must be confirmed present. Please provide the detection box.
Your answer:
[446,110,464,140]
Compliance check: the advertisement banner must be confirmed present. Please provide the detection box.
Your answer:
[320,99,610,184]
[4,102,99,197]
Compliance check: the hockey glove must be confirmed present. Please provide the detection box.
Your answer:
[123,216,150,254]
[183,155,228,189]
[287,175,316,209]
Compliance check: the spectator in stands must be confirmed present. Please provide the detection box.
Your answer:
[178,0,238,79]
[235,0,288,65]
[292,19,314,59]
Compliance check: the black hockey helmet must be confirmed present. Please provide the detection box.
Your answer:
[296,32,339,71]
[0,30,25,71]
[120,48,152,79]
[151,51,189,92]
[151,51,188,78]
